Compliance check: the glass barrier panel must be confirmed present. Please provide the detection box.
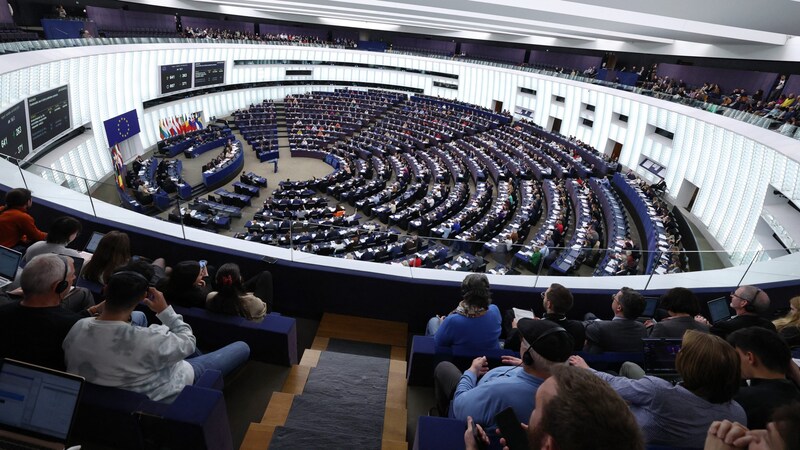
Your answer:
[19,161,98,218]
[740,248,800,287]
[0,158,28,189]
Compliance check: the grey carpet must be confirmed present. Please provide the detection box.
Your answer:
[270,425,381,449]
[326,338,391,358]
[270,350,389,449]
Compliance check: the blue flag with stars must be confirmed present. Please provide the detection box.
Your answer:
[104,109,141,148]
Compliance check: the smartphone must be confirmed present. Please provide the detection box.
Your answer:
[199,260,207,269]
[472,421,488,450]
[494,407,529,450]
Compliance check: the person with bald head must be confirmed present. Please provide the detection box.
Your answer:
[0,254,86,370]
[704,285,776,339]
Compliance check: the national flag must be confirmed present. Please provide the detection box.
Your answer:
[168,117,179,136]
[159,119,170,140]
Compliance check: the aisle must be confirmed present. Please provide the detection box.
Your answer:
[270,343,390,448]
[239,313,408,450]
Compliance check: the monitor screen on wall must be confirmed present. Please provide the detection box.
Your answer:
[28,85,70,150]
[194,61,225,87]
[0,101,30,161]
[160,63,193,94]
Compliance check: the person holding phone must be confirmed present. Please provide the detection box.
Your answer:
[156,260,213,308]
[464,364,643,450]
[433,319,573,430]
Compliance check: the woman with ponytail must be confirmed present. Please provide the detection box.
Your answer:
[206,263,272,320]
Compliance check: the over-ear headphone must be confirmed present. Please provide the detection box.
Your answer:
[743,288,762,313]
[54,257,70,294]
[523,347,535,366]
[523,326,568,365]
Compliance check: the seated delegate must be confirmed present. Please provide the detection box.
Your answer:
[426,273,501,350]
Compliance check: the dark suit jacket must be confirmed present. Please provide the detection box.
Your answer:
[503,313,586,351]
[584,317,647,353]
[648,316,710,339]
[735,379,800,429]
[710,314,777,339]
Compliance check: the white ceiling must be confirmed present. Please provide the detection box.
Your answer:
[130,0,800,60]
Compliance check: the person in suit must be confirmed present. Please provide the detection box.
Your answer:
[647,287,709,338]
[504,283,585,351]
[699,285,776,339]
[583,287,647,353]
[727,327,800,430]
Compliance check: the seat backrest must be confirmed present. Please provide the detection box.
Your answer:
[173,305,298,366]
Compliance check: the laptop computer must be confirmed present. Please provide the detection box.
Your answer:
[60,255,84,287]
[636,296,660,322]
[642,338,683,377]
[707,297,732,324]
[83,231,105,254]
[0,358,85,450]
[0,246,22,290]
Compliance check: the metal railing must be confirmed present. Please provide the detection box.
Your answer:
[3,155,797,291]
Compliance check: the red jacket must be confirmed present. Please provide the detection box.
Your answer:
[0,206,47,247]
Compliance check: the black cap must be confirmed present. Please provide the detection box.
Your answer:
[517,318,574,362]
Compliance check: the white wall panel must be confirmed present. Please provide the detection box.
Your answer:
[0,44,799,263]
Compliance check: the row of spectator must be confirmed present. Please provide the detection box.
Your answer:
[425,274,800,448]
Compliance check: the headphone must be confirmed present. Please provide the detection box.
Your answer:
[54,256,70,294]
[522,326,568,365]
[743,288,762,313]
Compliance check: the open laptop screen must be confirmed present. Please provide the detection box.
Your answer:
[642,338,682,374]
[84,231,105,254]
[641,297,659,318]
[0,359,84,443]
[0,246,22,281]
[707,297,732,324]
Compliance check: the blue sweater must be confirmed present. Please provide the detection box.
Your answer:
[434,304,501,350]
[453,366,544,430]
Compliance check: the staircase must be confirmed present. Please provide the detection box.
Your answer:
[239,313,408,450]
[274,102,291,155]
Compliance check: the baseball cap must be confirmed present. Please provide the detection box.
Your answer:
[517,318,574,362]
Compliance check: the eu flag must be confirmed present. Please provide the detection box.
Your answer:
[104,109,141,148]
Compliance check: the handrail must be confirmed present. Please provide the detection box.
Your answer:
[2,154,797,290]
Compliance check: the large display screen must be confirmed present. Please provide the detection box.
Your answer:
[0,101,30,161]
[160,63,193,94]
[28,85,70,150]
[194,61,225,87]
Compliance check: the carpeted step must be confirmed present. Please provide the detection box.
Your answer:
[270,350,390,448]
[270,425,381,449]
